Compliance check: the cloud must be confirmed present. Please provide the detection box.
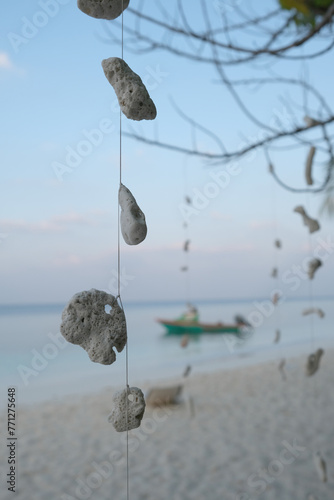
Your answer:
[52,254,83,267]
[0,52,13,70]
[0,210,109,234]
[196,244,255,253]
[249,219,275,230]
[210,210,233,222]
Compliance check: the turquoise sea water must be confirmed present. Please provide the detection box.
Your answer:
[0,297,333,405]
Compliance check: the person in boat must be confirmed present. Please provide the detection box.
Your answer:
[178,303,199,322]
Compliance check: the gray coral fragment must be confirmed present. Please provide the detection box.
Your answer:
[102,57,157,121]
[274,329,281,343]
[77,0,129,20]
[271,267,278,278]
[313,452,327,482]
[308,258,322,280]
[306,348,324,376]
[302,307,325,318]
[304,116,321,127]
[293,205,320,233]
[305,146,316,186]
[119,183,147,245]
[278,358,286,381]
[108,387,146,432]
[60,289,127,365]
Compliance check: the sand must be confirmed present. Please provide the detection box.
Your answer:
[1,350,333,500]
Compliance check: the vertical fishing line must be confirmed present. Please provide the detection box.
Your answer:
[305,192,316,352]
[182,156,191,306]
[270,165,282,343]
[116,3,129,500]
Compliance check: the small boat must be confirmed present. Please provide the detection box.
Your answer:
[157,318,241,334]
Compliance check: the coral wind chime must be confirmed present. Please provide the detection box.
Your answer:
[60,0,157,443]
[269,140,328,486]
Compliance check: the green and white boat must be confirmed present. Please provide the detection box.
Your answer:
[157,317,241,335]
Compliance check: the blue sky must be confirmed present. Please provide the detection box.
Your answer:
[1,0,334,304]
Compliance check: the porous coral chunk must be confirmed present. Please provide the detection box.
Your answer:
[102,57,157,121]
[119,183,147,245]
[77,0,129,20]
[60,289,127,365]
[108,387,146,432]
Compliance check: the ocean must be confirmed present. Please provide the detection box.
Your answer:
[1,297,333,405]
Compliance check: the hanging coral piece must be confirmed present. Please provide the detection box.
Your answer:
[77,0,129,19]
[271,292,281,305]
[303,116,321,128]
[271,267,278,278]
[185,196,192,204]
[274,239,282,249]
[102,57,157,121]
[313,452,327,482]
[274,329,281,343]
[180,266,188,272]
[306,348,324,376]
[293,206,320,233]
[108,387,146,432]
[180,335,189,348]
[278,359,286,381]
[119,183,147,245]
[60,289,127,365]
[183,240,190,252]
[307,258,322,280]
[305,146,316,186]
[302,307,325,318]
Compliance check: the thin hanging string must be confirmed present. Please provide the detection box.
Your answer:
[305,192,316,352]
[117,4,129,500]
[270,168,282,341]
[183,156,191,306]
[305,191,318,419]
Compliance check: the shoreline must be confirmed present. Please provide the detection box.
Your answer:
[2,348,333,500]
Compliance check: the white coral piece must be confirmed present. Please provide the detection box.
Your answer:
[108,387,146,432]
[60,289,127,365]
[102,57,157,121]
[77,0,129,20]
[119,184,147,245]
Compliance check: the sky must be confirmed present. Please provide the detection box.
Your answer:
[1,0,334,305]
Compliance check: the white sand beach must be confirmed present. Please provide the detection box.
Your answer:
[1,350,333,500]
